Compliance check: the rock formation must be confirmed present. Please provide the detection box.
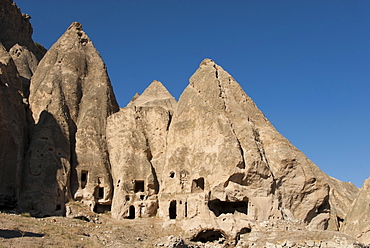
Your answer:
[107,80,176,219]
[0,0,368,245]
[19,22,119,216]
[341,177,370,245]
[106,58,361,240]
[0,0,45,208]
[0,44,27,207]
[155,59,359,236]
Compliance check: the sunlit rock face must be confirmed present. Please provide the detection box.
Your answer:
[341,177,370,245]
[20,22,119,216]
[105,58,359,238]
[107,80,176,219]
[157,59,337,234]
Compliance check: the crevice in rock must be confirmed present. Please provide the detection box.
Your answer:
[166,111,172,131]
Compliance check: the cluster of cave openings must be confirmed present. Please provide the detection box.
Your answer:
[208,199,248,217]
[134,180,144,193]
[81,170,88,189]
[169,200,177,219]
[191,178,204,193]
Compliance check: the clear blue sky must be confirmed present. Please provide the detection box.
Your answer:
[16,0,370,188]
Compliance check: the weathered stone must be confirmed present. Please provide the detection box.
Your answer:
[9,44,39,97]
[0,44,27,207]
[20,22,119,216]
[0,0,45,209]
[157,59,333,234]
[0,0,45,60]
[107,80,176,219]
[341,177,370,245]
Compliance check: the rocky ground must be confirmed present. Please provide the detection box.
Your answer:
[0,207,368,248]
[0,209,185,248]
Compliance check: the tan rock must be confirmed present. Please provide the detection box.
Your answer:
[156,59,349,235]
[107,80,176,219]
[20,22,118,216]
[341,177,370,245]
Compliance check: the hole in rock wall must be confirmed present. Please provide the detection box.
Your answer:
[140,195,145,200]
[208,200,248,217]
[169,200,177,219]
[191,229,227,243]
[134,180,145,193]
[185,202,188,218]
[126,195,130,201]
[169,172,175,178]
[191,178,204,192]
[81,170,88,189]
[94,204,111,214]
[98,187,104,199]
[128,205,135,219]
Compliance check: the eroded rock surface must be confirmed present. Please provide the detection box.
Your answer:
[20,22,119,216]
[156,59,343,235]
[107,80,176,219]
[341,177,370,245]
[0,0,45,208]
[0,44,27,207]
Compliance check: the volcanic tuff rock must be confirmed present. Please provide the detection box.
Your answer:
[0,0,368,245]
[0,0,45,208]
[157,59,345,232]
[107,80,176,219]
[341,177,370,245]
[0,44,27,207]
[20,22,119,216]
[0,0,45,60]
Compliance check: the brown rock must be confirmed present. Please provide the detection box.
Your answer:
[341,177,370,245]
[20,22,119,216]
[107,80,176,219]
[156,59,351,235]
[0,44,27,207]
[0,0,45,60]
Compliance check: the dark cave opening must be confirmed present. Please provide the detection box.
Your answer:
[208,199,248,217]
[191,229,226,243]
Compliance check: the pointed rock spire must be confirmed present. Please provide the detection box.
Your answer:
[157,59,353,232]
[107,81,176,219]
[20,22,119,216]
[128,80,176,111]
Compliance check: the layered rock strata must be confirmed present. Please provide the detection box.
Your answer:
[20,22,119,216]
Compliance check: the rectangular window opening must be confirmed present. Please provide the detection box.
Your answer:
[134,180,145,193]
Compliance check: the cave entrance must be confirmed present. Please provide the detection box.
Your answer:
[169,200,177,219]
[208,199,248,217]
[127,205,135,219]
[134,180,144,193]
[191,178,204,193]
[93,204,111,214]
[98,187,104,199]
[81,170,88,189]
[191,229,227,243]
